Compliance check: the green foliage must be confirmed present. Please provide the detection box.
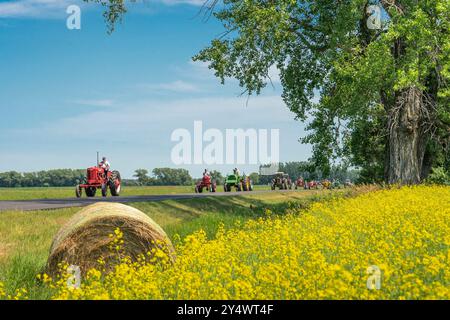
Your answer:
[83,0,133,33]
[193,0,449,183]
[209,170,224,185]
[249,172,260,185]
[426,167,450,185]
[133,169,150,185]
[0,169,85,188]
[134,168,194,186]
[151,168,193,186]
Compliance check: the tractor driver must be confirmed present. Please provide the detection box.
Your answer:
[99,157,111,177]
[203,169,210,177]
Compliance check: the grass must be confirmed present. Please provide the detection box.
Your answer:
[0,185,269,201]
[0,188,353,299]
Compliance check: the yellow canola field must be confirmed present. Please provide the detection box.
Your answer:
[4,185,450,300]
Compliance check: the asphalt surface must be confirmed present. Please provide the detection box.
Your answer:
[0,190,278,212]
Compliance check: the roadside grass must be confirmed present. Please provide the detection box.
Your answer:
[0,185,268,201]
[0,189,352,299]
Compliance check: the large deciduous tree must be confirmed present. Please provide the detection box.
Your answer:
[192,0,449,184]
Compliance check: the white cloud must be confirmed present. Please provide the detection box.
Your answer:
[2,95,311,177]
[140,80,201,93]
[0,0,77,18]
[0,0,206,18]
[9,95,299,143]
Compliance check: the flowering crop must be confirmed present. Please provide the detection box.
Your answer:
[3,185,450,300]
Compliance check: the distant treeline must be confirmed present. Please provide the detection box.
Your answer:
[0,162,360,188]
[132,168,194,186]
[0,168,196,188]
[0,169,86,188]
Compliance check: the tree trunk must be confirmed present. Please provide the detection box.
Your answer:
[387,86,426,184]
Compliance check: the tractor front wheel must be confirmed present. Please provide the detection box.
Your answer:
[85,187,96,197]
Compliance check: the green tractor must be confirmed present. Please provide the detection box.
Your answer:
[224,172,254,192]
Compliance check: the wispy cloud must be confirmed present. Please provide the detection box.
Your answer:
[0,0,205,19]
[2,95,310,177]
[140,80,201,93]
[0,0,77,18]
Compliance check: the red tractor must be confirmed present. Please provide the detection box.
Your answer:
[307,180,319,190]
[75,166,122,198]
[195,175,217,193]
[294,177,306,190]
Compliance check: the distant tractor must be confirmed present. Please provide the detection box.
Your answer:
[224,173,253,192]
[332,179,343,189]
[308,180,319,190]
[322,179,332,190]
[240,175,254,192]
[195,175,217,193]
[294,177,306,190]
[271,172,293,190]
[76,166,121,198]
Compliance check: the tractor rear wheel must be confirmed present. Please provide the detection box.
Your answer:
[85,187,96,197]
[109,171,121,196]
[75,185,82,198]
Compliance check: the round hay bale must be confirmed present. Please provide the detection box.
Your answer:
[46,202,174,276]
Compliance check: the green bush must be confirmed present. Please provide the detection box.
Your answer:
[426,167,450,185]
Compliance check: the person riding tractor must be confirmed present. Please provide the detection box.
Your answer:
[99,157,110,177]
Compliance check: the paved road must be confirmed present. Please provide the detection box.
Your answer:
[0,190,280,211]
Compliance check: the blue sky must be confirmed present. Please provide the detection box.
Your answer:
[0,0,312,178]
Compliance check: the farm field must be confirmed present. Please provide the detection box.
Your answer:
[49,185,450,300]
[0,188,340,299]
[0,185,269,201]
[1,185,449,300]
